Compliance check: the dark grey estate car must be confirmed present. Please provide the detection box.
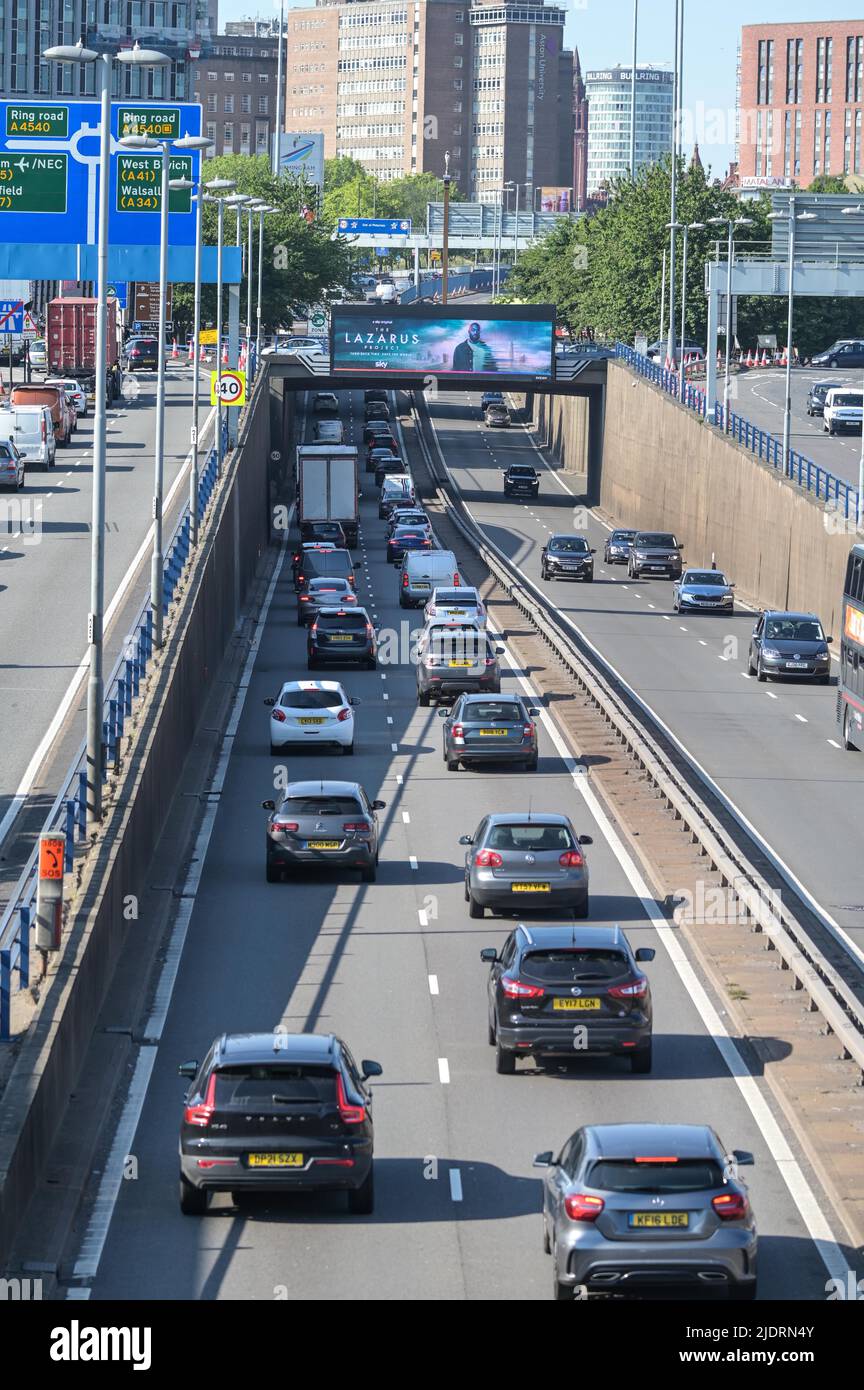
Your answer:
[748,610,832,683]
[534,1123,757,1302]
[481,923,654,1076]
[461,812,592,918]
[262,780,385,883]
[439,693,540,770]
[178,1032,382,1215]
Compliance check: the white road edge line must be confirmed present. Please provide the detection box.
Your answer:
[68,520,291,1287]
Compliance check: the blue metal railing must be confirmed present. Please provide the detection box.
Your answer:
[0,412,231,1041]
[614,343,860,522]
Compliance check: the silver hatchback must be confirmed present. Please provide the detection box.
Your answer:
[535,1123,757,1301]
[460,812,591,918]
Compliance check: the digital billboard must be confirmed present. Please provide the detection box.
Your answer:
[330,305,555,382]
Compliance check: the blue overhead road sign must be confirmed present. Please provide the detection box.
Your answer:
[0,100,202,248]
[0,299,24,332]
[338,217,411,236]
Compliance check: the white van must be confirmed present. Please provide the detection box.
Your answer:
[0,404,56,469]
[314,418,344,444]
[400,549,461,609]
[823,387,863,436]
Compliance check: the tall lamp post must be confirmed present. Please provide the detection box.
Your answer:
[272,0,285,176]
[119,128,173,649]
[504,180,516,268]
[173,135,214,548]
[43,38,169,827]
[707,215,753,428]
[667,219,704,399]
[629,0,639,175]
[245,201,266,364]
[441,152,452,304]
[842,205,864,526]
[665,0,681,369]
[768,197,816,476]
[255,204,276,368]
[204,179,237,474]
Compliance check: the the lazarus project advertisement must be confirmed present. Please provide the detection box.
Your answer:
[330,304,555,382]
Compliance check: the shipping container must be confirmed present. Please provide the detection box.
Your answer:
[46,297,122,400]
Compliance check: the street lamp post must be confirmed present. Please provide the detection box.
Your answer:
[767,199,816,472]
[629,0,638,175]
[441,153,452,305]
[666,0,681,369]
[708,215,753,428]
[255,205,275,368]
[43,39,169,827]
[504,180,516,268]
[842,206,864,527]
[173,134,215,549]
[272,0,285,176]
[204,179,237,475]
[668,219,704,399]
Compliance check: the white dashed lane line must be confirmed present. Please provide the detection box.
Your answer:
[409,855,418,871]
[438,1058,450,1085]
[449,1169,463,1202]
[428,974,439,995]
[402,811,410,824]
[795,714,808,723]
[827,739,841,749]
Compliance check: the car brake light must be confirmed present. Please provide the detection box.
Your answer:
[484,657,497,667]
[184,1073,217,1128]
[453,574,460,586]
[634,1155,678,1163]
[523,722,535,737]
[41,419,46,442]
[336,1071,365,1124]
[348,574,355,585]
[310,622,318,635]
[475,849,503,867]
[608,977,648,999]
[365,623,374,636]
[271,708,286,722]
[402,573,408,587]
[343,820,371,835]
[564,1194,605,1222]
[712,1192,748,1220]
[337,707,351,722]
[500,975,545,998]
[300,594,310,602]
[559,850,583,867]
[452,724,464,740]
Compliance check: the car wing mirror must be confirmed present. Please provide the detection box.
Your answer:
[731,1149,755,1167]
[349,697,360,706]
[528,707,540,716]
[590,548,597,554]
[371,799,386,810]
[532,1151,555,1168]
[480,947,498,963]
[826,635,833,644]
[178,1061,198,1078]
[262,799,276,811]
[635,948,656,963]
[264,697,275,707]
[437,707,449,718]
[458,834,473,845]
[361,1060,383,1079]
[495,646,505,655]
[578,834,593,845]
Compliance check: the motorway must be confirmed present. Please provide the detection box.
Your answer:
[57,389,847,1301]
[0,364,212,890]
[429,391,864,957]
[732,367,864,490]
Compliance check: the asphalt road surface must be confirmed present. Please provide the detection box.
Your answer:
[63,390,847,1301]
[426,390,864,960]
[733,367,863,490]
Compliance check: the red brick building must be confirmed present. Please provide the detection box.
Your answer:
[738,20,864,187]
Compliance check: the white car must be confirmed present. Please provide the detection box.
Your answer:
[265,680,358,756]
[423,586,487,627]
[45,377,88,417]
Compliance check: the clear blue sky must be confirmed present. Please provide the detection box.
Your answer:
[218,0,864,177]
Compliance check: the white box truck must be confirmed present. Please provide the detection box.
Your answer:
[297,444,360,546]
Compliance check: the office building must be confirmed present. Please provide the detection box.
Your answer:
[737,20,864,187]
[283,0,576,202]
[572,47,589,211]
[193,33,278,157]
[584,64,673,194]
[0,0,210,100]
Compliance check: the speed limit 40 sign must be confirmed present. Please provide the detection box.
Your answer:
[210,369,247,407]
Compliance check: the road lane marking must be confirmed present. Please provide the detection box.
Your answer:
[382,692,389,700]
[795,713,808,722]
[396,773,403,784]
[438,1058,450,1084]
[418,908,428,926]
[679,625,688,631]
[449,1169,463,1202]
[827,739,841,748]
[391,741,398,750]
[387,715,393,725]
[428,974,439,995]
[402,811,410,823]
[409,855,418,870]
[766,691,778,699]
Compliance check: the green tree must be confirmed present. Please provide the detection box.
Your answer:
[807,175,850,194]
[171,154,350,333]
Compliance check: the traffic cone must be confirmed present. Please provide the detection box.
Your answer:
[221,342,228,366]
[171,337,178,359]
[238,346,247,371]
[199,343,207,362]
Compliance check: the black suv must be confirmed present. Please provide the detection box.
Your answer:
[300,520,347,548]
[308,606,376,669]
[503,464,540,498]
[806,380,840,417]
[628,531,683,579]
[178,1032,382,1214]
[811,339,864,369]
[481,924,655,1076]
[541,535,596,582]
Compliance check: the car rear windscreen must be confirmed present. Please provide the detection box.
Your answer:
[586,1159,725,1193]
[306,553,352,577]
[521,950,629,983]
[436,589,476,604]
[466,701,522,722]
[281,796,364,816]
[213,1065,337,1107]
[316,612,367,629]
[486,823,573,851]
[280,688,342,709]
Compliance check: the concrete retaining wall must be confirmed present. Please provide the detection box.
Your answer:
[0,374,274,1265]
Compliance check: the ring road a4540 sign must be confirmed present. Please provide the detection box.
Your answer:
[0,99,201,247]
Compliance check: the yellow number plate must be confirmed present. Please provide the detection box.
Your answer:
[448,659,472,667]
[298,717,325,725]
[628,1212,689,1228]
[328,635,353,641]
[307,840,340,850]
[553,997,600,1011]
[479,729,508,736]
[248,1153,304,1168]
[510,882,551,892]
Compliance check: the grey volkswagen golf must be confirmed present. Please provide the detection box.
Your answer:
[439,693,540,770]
[534,1123,757,1301]
[460,812,591,918]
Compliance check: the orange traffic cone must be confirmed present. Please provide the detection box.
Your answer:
[171,337,178,360]
[221,342,228,366]
[238,346,247,371]
[187,338,193,362]
[199,343,207,362]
